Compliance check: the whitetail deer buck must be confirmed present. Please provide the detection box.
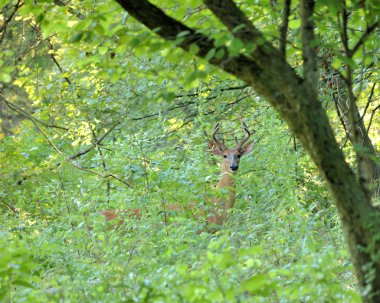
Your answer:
[205,121,254,227]
[98,122,253,231]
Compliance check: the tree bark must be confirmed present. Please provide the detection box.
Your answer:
[332,71,380,197]
[115,0,380,300]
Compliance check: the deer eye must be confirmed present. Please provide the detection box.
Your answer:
[223,155,227,158]
[237,154,241,159]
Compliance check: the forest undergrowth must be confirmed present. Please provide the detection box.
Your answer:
[1,116,359,302]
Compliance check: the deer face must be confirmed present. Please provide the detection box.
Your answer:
[212,144,254,172]
[211,122,254,172]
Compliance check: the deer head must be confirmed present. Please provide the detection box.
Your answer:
[211,122,254,172]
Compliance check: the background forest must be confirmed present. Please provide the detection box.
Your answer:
[0,0,379,302]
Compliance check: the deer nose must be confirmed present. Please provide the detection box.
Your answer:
[230,165,238,171]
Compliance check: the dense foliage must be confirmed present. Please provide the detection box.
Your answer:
[0,0,379,302]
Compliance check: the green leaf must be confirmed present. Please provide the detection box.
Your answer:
[188,43,199,55]
[229,38,244,56]
[331,58,343,69]
[0,72,11,83]
[0,287,8,301]
[205,48,216,61]
[240,274,269,292]
[0,0,11,9]
[69,32,84,43]
[215,48,225,59]
[12,279,34,288]
[177,31,190,38]
[318,0,343,14]
[245,42,257,54]
[98,46,108,55]
[288,19,301,29]
[238,245,263,256]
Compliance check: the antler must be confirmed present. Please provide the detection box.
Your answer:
[236,121,251,150]
[212,123,227,150]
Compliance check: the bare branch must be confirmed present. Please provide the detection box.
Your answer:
[332,94,351,141]
[38,121,133,188]
[29,23,80,95]
[174,85,249,98]
[0,198,18,214]
[367,104,380,136]
[3,104,132,188]
[340,5,350,55]
[1,85,126,189]
[280,0,291,58]
[48,42,72,86]
[1,95,69,131]
[91,128,111,203]
[360,83,377,121]
[351,21,379,56]
[0,0,23,43]
[300,0,318,97]
[67,122,120,161]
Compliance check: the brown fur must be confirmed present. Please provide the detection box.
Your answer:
[206,142,254,226]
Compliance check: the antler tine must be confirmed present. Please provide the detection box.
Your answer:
[212,123,226,150]
[237,121,251,149]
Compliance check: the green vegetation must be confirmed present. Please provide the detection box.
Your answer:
[0,0,379,302]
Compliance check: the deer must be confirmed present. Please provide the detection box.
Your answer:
[95,122,253,232]
[204,121,254,227]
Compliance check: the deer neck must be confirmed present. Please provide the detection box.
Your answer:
[217,162,236,209]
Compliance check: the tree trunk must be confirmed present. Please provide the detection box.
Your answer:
[332,72,380,197]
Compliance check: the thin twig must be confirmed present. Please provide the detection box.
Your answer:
[366,104,380,135]
[0,0,23,43]
[47,42,72,86]
[360,83,376,121]
[175,85,248,98]
[0,198,18,214]
[351,21,379,56]
[91,128,111,203]
[25,115,133,188]
[67,122,120,161]
[1,95,69,131]
[340,5,350,55]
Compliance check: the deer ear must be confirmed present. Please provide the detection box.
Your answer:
[209,141,223,155]
[212,148,223,155]
[241,141,254,155]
